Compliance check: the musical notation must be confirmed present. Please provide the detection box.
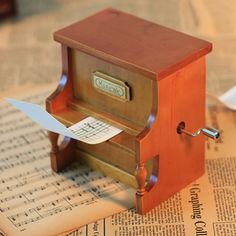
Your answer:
[0,158,127,229]
[0,145,49,172]
[6,177,124,228]
[68,116,122,144]
[0,164,117,209]
[71,120,110,140]
[0,91,135,236]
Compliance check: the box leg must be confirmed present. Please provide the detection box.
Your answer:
[48,131,76,172]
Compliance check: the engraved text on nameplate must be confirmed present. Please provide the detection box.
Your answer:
[92,71,130,102]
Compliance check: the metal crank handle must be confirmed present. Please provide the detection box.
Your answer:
[177,122,220,140]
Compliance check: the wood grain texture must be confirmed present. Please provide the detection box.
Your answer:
[136,57,206,214]
[54,8,212,79]
[48,131,76,172]
[71,49,153,127]
[46,8,210,214]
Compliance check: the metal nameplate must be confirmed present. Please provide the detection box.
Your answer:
[92,71,130,102]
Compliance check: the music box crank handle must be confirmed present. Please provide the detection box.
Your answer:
[177,121,220,140]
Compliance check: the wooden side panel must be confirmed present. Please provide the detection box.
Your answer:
[136,57,206,214]
[46,46,76,172]
[46,46,73,113]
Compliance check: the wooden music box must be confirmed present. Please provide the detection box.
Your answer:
[46,8,219,214]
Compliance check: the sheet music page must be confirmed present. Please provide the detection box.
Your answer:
[0,84,135,236]
[68,101,236,236]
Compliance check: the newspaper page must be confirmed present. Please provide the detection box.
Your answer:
[67,102,236,236]
[0,84,135,236]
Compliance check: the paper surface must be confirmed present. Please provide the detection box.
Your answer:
[68,117,122,144]
[218,85,236,110]
[207,85,236,110]
[5,98,122,145]
[0,87,135,236]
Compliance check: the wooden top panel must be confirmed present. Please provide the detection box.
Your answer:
[54,8,212,79]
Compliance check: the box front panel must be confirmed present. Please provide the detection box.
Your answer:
[71,50,154,127]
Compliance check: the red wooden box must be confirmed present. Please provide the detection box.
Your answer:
[46,8,212,214]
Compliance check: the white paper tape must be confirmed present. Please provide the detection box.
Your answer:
[5,98,122,144]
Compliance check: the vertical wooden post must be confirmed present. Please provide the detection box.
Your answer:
[135,163,147,196]
[48,131,76,172]
[48,131,60,172]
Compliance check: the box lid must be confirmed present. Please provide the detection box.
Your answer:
[54,8,212,80]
